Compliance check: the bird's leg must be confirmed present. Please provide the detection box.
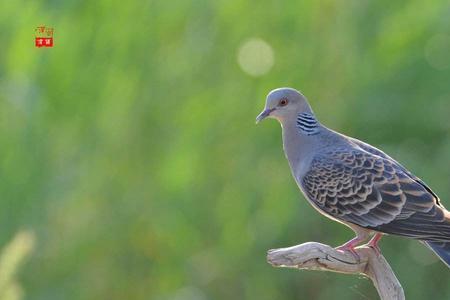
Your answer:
[335,235,367,257]
[364,232,383,255]
[335,227,371,259]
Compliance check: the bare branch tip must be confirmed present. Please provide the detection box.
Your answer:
[267,242,404,300]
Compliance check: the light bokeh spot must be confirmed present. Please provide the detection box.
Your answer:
[172,286,207,300]
[237,38,274,76]
[424,34,450,70]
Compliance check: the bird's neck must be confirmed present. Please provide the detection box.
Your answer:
[281,118,320,177]
[281,113,347,178]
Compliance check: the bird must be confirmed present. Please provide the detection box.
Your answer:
[256,87,450,267]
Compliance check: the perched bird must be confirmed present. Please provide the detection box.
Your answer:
[256,87,450,267]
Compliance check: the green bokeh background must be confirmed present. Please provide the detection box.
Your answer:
[1,0,450,299]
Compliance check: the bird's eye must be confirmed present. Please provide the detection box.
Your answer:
[279,98,288,106]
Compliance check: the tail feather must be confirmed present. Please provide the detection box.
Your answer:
[425,241,450,268]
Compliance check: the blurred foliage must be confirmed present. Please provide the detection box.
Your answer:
[1,0,450,299]
[0,231,35,300]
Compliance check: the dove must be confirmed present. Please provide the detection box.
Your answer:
[256,87,450,267]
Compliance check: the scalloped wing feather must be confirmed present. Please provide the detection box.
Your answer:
[302,149,450,241]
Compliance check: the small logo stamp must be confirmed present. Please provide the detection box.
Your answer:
[35,26,54,48]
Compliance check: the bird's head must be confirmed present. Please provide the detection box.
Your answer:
[256,87,312,124]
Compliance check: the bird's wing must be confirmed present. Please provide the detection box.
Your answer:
[349,137,443,207]
[302,149,450,242]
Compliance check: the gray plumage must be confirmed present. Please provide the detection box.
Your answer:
[256,87,450,267]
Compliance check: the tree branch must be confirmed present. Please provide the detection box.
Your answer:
[267,242,405,300]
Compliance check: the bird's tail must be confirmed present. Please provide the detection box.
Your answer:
[425,241,450,268]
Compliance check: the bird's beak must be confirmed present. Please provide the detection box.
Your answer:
[256,108,275,124]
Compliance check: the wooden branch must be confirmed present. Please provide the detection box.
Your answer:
[267,242,405,300]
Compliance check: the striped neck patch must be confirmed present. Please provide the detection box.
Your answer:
[296,112,320,135]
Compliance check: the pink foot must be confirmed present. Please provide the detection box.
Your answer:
[364,233,383,255]
[336,237,365,259]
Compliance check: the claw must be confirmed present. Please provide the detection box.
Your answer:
[334,228,372,261]
[336,244,360,260]
[335,236,366,260]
